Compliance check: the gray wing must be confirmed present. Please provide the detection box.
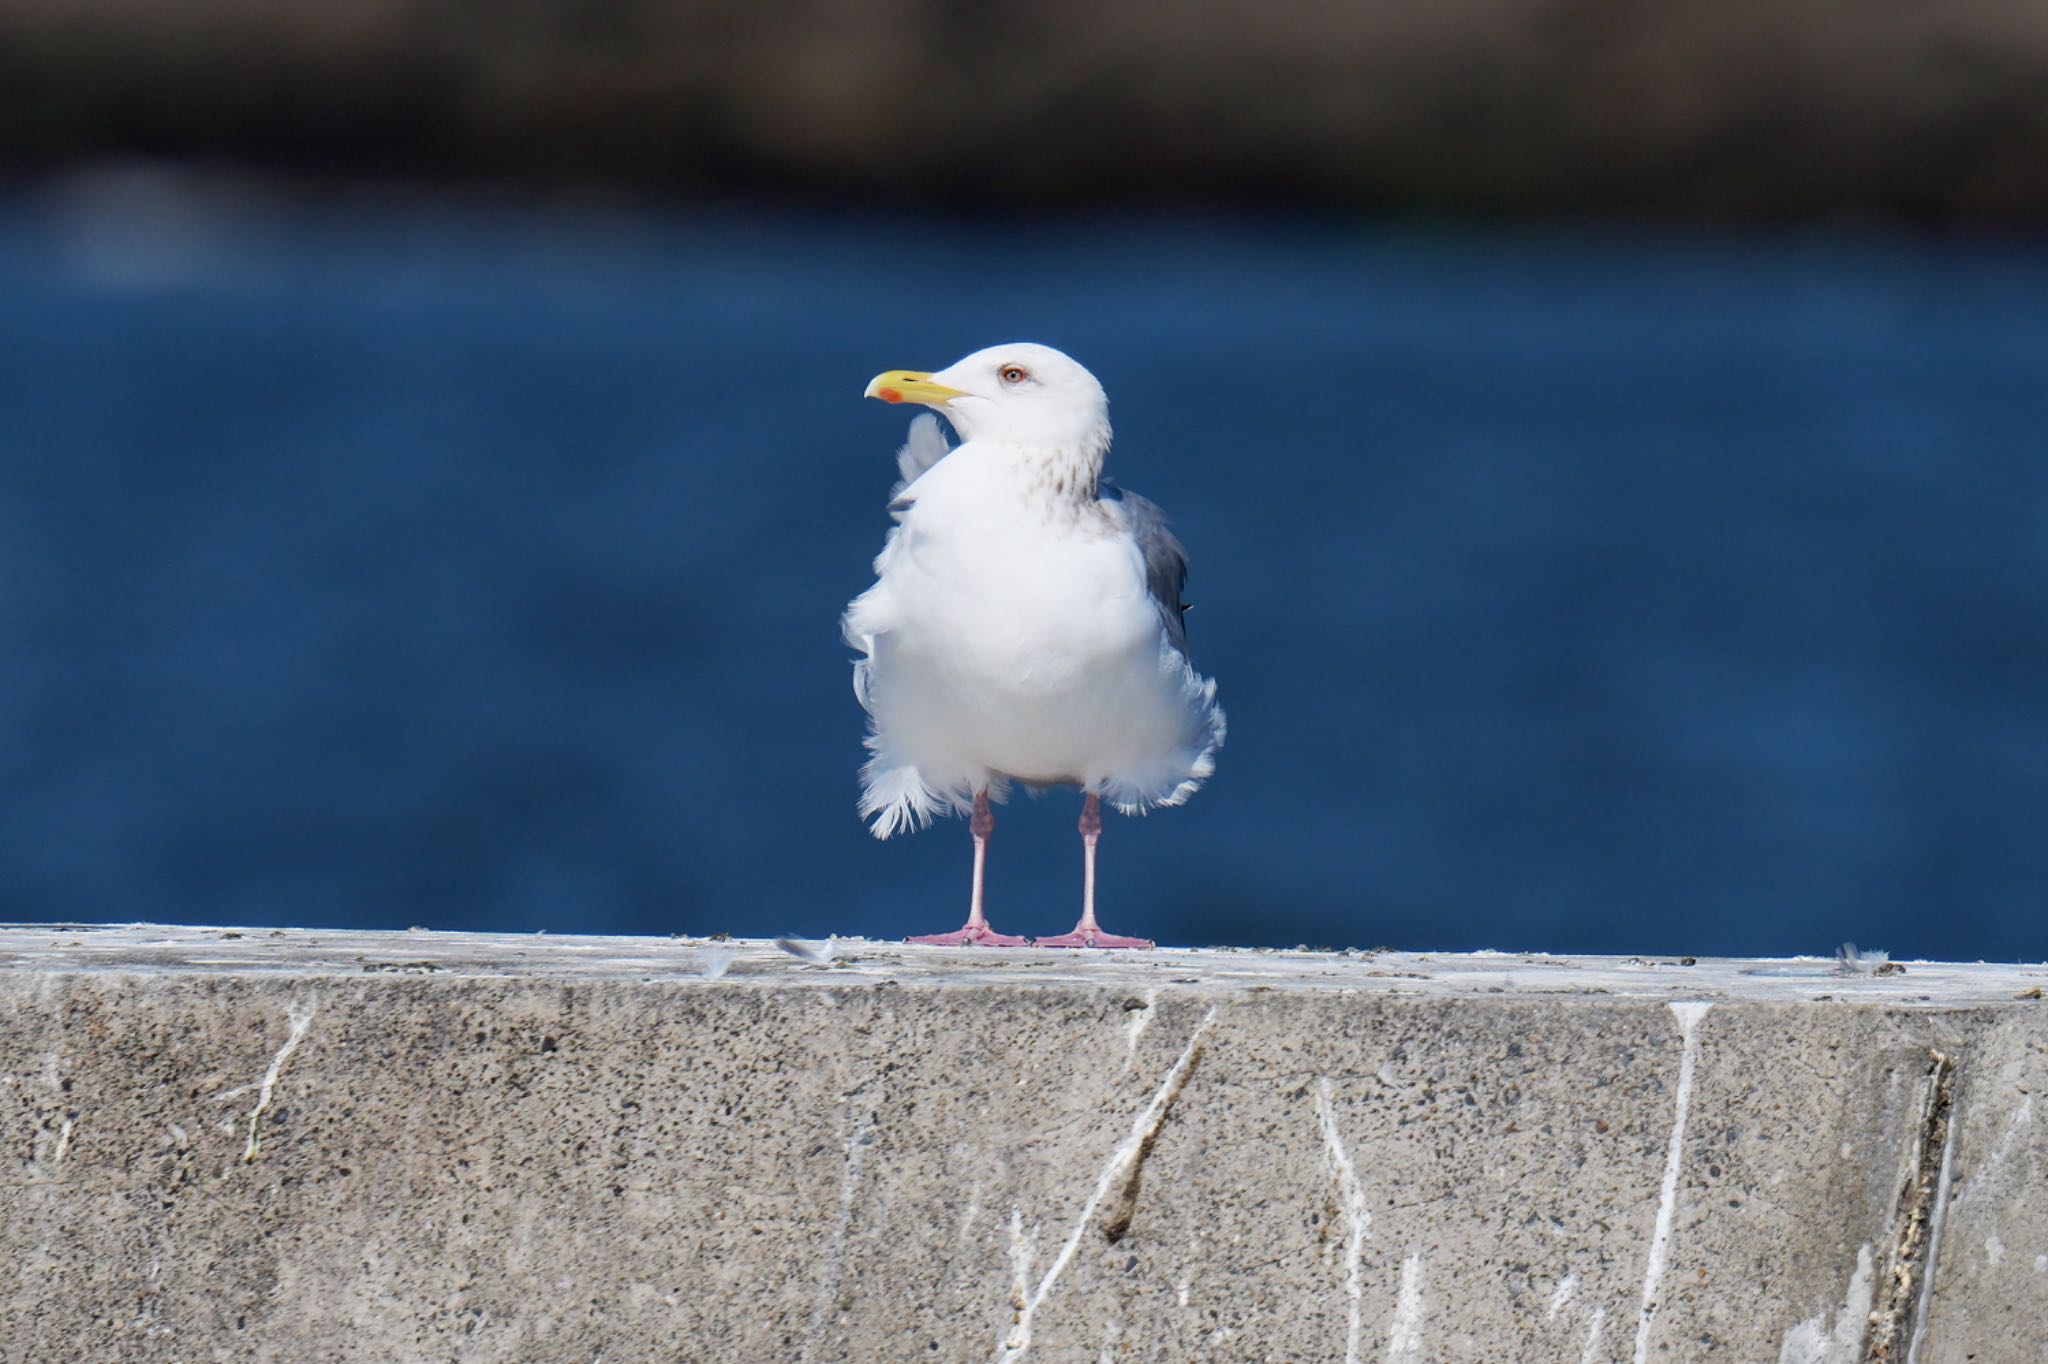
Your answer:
[1102,480,1193,655]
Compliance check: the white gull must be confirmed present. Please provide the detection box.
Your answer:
[843,342,1225,947]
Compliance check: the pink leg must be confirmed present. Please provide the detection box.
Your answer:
[907,791,1026,946]
[1036,794,1154,949]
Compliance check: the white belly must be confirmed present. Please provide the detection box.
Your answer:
[871,522,1173,782]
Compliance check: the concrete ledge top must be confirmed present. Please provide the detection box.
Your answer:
[3,922,2043,1007]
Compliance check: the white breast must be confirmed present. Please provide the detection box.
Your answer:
[846,443,1219,817]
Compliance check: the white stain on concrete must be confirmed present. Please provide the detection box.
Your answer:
[1006,1209,1035,1313]
[1579,1307,1607,1364]
[1547,1273,1578,1322]
[996,1007,1217,1362]
[1314,1077,1373,1364]
[1124,990,1158,1058]
[800,1098,880,1364]
[957,1181,983,1248]
[1954,1096,2032,1209]
[1632,1000,1712,1364]
[2034,1253,2046,1274]
[1985,1235,2004,1267]
[1385,1253,1425,1362]
[242,1003,314,1163]
[29,1051,78,1167]
[1776,1243,1873,1364]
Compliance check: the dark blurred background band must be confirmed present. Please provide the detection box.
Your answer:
[4,0,2048,222]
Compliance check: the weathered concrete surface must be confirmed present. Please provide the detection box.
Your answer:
[1,926,2043,1362]
[1913,1009,2048,1364]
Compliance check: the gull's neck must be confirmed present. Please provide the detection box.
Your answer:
[981,436,1109,530]
[982,427,1111,511]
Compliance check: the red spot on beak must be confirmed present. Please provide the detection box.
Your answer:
[876,387,903,404]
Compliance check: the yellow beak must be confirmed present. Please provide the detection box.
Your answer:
[864,370,967,407]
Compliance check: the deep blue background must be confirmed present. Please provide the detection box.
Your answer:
[4,185,2046,957]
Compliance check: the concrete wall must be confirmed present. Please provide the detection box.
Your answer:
[3,925,2045,1361]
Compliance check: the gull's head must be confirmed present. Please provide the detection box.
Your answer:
[864,342,1110,450]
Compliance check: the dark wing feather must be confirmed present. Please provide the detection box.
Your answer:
[1101,479,1193,654]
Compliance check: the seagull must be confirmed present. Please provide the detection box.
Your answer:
[843,343,1225,948]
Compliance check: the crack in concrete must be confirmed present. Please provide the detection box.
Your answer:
[1100,1028,1202,1245]
[1880,1051,1957,1364]
[997,1006,1217,1363]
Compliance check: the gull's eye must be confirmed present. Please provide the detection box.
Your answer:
[999,364,1029,385]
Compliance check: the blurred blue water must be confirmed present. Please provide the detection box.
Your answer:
[3,186,2046,957]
